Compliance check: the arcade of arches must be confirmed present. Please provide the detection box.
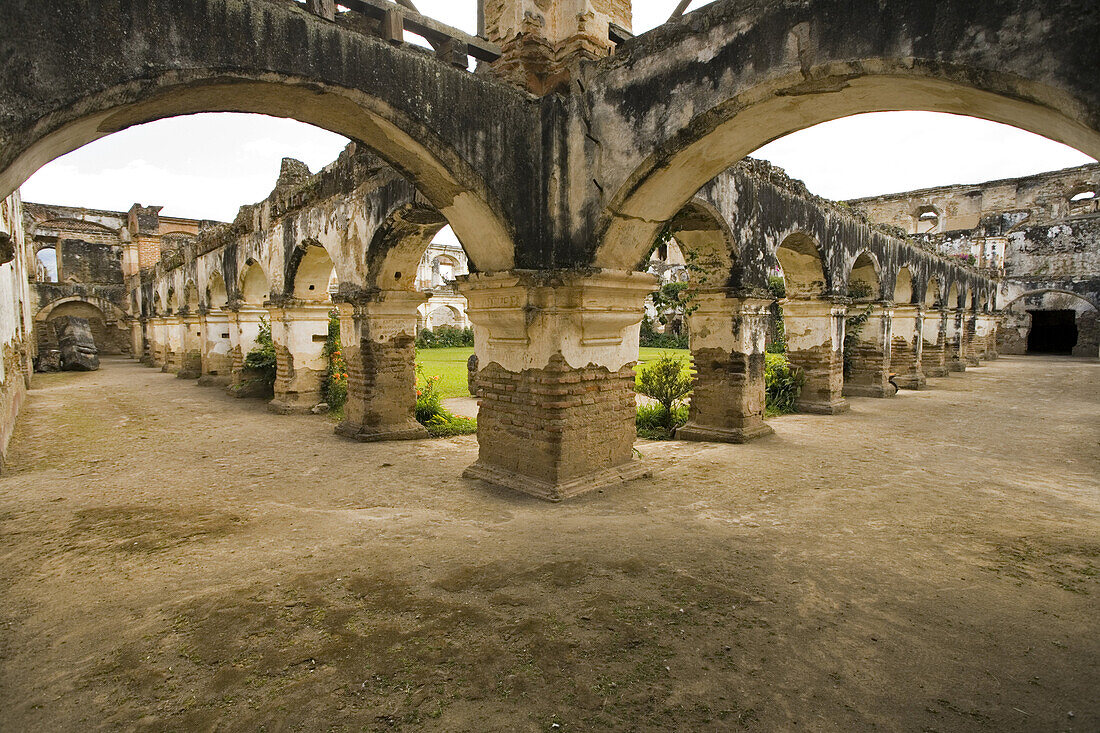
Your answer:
[0,0,1096,499]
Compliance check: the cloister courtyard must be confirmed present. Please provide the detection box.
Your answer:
[0,355,1096,731]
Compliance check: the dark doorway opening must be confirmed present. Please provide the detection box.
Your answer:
[1027,310,1077,354]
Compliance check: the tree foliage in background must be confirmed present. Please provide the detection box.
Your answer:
[635,353,693,433]
[415,364,476,437]
[242,315,277,394]
[767,274,787,354]
[322,309,348,411]
[764,352,803,416]
[416,325,474,349]
[640,316,689,349]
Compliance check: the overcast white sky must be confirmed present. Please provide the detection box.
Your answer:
[21,0,1096,231]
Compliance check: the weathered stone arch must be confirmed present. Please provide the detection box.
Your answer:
[774,232,827,298]
[588,0,1100,269]
[366,203,449,293]
[286,241,336,301]
[846,251,882,301]
[36,295,125,326]
[924,276,942,308]
[207,271,229,310]
[664,198,739,289]
[0,0,526,273]
[1004,289,1098,313]
[893,267,915,305]
[183,281,200,310]
[238,261,270,306]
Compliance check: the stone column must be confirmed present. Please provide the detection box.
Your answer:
[226,305,269,397]
[843,303,894,398]
[921,309,949,378]
[890,305,926,389]
[676,292,774,443]
[946,309,967,372]
[334,291,428,442]
[162,315,184,374]
[143,317,162,367]
[983,314,1000,359]
[178,311,202,379]
[457,270,656,502]
[267,300,332,414]
[964,312,981,367]
[130,318,145,361]
[782,299,849,414]
[198,309,233,387]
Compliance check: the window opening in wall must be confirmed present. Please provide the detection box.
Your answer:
[36,247,58,281]
[1026,309,1077,355]
[1069,190,1096,202]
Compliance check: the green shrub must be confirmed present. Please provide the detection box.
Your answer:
[416,325,474,349]
[764,352,803,416]
[635,352,693,430]
[242,315,277,394]
[321,309,348,411]
[640,317,689,349]
[636,402,689,440]
[843,305,873,378]
[415,364,476,437]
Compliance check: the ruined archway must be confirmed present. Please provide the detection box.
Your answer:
[35,296,128,357]
[846,252,881,302]
[894,267,915,305]
[1001,289,1099,357]
[589,0,1100,269]
[1,0,521,274]
[774,233,827,299]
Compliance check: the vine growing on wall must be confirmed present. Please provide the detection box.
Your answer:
[843,306,873,378]
[242,315,277,394]
[321,309,347,411]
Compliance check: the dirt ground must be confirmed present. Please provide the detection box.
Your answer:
[0,356,1097,732]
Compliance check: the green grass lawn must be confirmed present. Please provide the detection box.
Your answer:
[416,346,692,399]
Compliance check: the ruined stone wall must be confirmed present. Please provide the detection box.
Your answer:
[849,164,1100,356]
[0,190,36,469]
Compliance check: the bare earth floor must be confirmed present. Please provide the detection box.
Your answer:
[0,356,1097,732]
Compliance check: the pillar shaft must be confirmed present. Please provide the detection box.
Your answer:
[964,313,981,366]
[844,304,894,398]
[783,299,849,414]
[921,310,949,378]
[890,305,926,389]
[198,310,233,386]
[677,293,775,443]
[178,313,203,379]
[226,306,270,397]
[334,292,428,442]
[458,270,655,501]
[163,316,184,374]
[268,302,332,414]
[947,310,967,372]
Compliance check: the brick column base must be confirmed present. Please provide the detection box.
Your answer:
[783,299,849,414]
[844,305,894,398]
[458,270,655,501]
[334,292,428,442]
[677,293,774,443]
[267,302,331,414]
[890,306,926,390]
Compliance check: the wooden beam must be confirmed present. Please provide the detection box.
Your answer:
[337,0,502,62]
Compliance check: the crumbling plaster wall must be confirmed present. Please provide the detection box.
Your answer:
[0,190,36,469]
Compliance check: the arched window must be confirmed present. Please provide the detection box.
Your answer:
[36,246,58,282]
[914,205,940,234]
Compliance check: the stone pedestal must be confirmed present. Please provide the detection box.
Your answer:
[334,292,428,442]
[975,314,999,360]
[947,310,967,372]
[844,304,894,398]
[676,293,774,443]
[921,310,949,378]
[964,314,981,367]
[890,305,926,389]
[783,299,849,414]
[178,313,202,379]
[147,317,166,368]
[457,270,656,501]
[226,306,268,396]
[162,316,184,374]
[268,301,332,414]
[198,310,233,387]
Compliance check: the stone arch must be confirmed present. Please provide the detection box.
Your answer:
[924,276,942,308]
[207,270,229,310]
[367,203,450,292]
[947,282,961,310]
[183,281,200,311]
[1,1,518,274]
[427,304,464,329]
[774,232,827,299]
[893,267,915,305]
[35,296,128,355]
[662,198,739,289]
[239,261,270,306]
[913,205,942,234]
[846,252,881,302]
[287,242,336,302]
[590,0,1100,269]
[166,287,178,313]
[1003,289,1098,313]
